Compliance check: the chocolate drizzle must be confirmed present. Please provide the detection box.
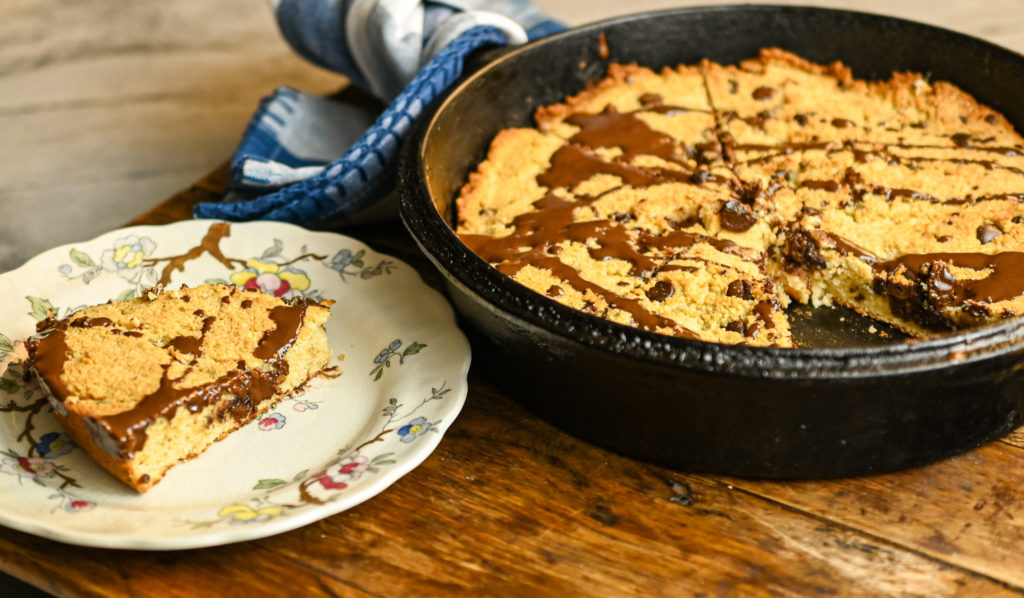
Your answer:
[871,252,1024,330]
[746,298,781,338]
[878,252,1024,303]
[70,317,113,329]
[564,107,689,169]
[28,296,311,459]
[167,316,214,357]
[820,232,878,265]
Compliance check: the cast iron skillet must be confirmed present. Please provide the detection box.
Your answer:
[399,5,1024,478]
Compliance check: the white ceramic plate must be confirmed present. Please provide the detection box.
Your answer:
[0,220,470,549]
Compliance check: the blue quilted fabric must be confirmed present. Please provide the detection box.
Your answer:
[194,1,563,225]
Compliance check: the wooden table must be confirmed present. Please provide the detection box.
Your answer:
[3,1,1024,596]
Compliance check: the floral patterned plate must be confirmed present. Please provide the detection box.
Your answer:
[0,220,470,549]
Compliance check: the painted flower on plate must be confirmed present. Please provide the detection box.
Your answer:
[64,499,96,513]
[230,259,310,300]
[218,503,285,524]
[258,413,286,431]
[397,417,432,444]
[314,453,370,490]
[1,456,57,479]
[36,432,74,459]
[330,249,355,271]
[101,235,156,281]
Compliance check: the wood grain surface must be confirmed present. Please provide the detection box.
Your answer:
[4,1,1024,596]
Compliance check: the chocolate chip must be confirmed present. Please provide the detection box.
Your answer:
[726,279,754,300]
[726,320,746,334]
[782,229,827,270]
[952,132,972,147]
[977,223,1002,245]
[719,200,757,232]
[752,86,774,101]
[737,181,762,206]
[690,169,715,184]
[639,93,662,106]
[646,281,674,302]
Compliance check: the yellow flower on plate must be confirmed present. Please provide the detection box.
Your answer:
[100,234,156,281]
[218,503,285,524]
[113,244,146,269]
[279,269,311,291]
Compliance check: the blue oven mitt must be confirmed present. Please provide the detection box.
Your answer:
[194,0,564,226]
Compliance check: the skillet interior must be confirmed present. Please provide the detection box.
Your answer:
[399,6,1024,477]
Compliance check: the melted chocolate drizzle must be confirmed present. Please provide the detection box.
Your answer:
[877,252,1024,305]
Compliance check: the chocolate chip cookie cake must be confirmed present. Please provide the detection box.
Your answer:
[455,48,1024,346]
[26,283,334,492]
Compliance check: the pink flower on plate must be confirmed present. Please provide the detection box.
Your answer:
[257,413,286,431]
[230,259,310,300]
[65,499,96,513]
[314,453,370,491]
[1,456,57,479]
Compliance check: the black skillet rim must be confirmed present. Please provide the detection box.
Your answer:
[399,4,1024,380]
